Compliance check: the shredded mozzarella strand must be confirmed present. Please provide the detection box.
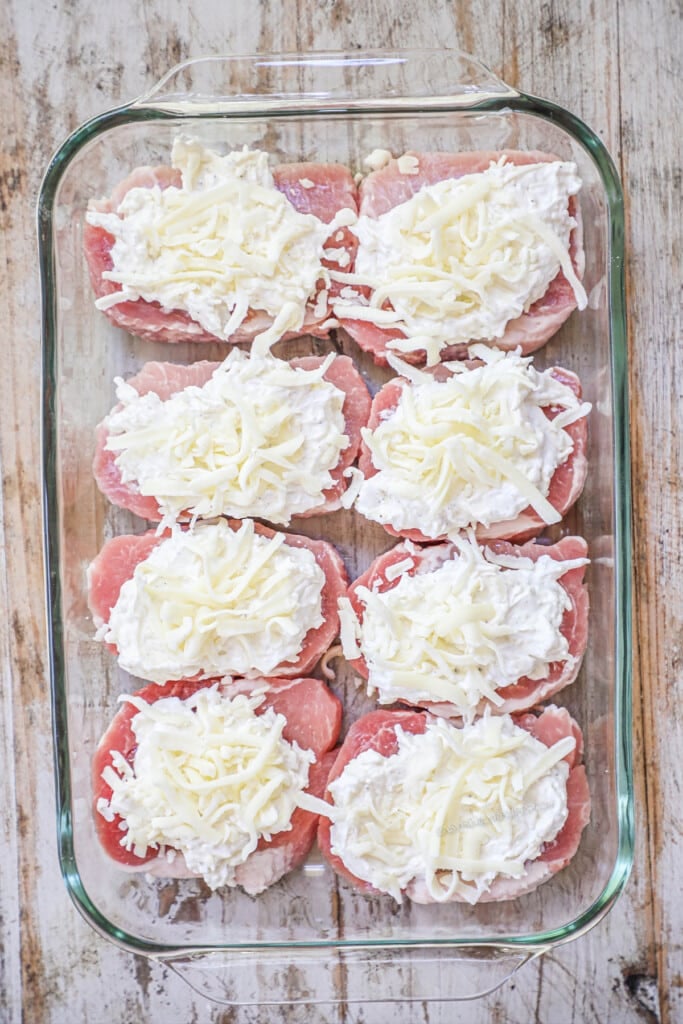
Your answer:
[320,643,343,681]
[339,466,364,509]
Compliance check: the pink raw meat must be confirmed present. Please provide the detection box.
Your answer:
[86,532,162,631]
[87,520,348,678]
[92,676,342,893]
[83,162,358,344]
[345,535,589,717]
[93,355,371,522]
[358,363,588,544]
[317,705,590,902]
[317,709,427,894]
[338,150,584,366]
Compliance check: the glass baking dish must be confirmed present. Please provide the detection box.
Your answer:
[38,50,632,1006]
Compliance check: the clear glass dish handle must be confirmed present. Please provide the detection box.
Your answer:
[132,51,518,113]
[159,945,545,1006]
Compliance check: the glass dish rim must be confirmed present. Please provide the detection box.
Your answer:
[38,49,633,958]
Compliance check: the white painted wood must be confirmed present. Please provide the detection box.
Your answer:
[0,0,679,1020]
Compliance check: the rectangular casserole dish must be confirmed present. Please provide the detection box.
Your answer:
[38,50,632,1006]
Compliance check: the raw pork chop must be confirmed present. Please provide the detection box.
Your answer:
[345,535,589,717]
[338,150,585,365]
[84,162,358,344]
[317,705,590,901]
[93,355,371,522]
[358,363,588,544]
[87,521,348,678]
[93,675,341,893]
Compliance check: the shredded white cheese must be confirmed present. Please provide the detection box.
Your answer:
[364,149,393,171]
[328,713,574,903]
[87,139,354,343]
[355,347,590,538]
[341,532,588,716]
[397,154,420,175]
[339,466,364,510]
[105,350,349,526]
[384,556,415,582]
[337,596,362,660]
[98,687,316,889]
[332,157,586,364]
[102,519,325,682]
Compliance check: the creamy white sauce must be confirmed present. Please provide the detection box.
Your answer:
[101,519,325,682]
[328,714,573,903]
[105,350,349,526]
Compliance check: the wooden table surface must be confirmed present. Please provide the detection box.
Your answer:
[1,1,681,1021]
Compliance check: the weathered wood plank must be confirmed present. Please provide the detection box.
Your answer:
[492,3,663,1019]
[0,4,55,1021]
[620,0,683,1021]
[0,17,24,1024]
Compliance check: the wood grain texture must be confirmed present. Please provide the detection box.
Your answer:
[621,1,683,1022]
[0,0,680,1020]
